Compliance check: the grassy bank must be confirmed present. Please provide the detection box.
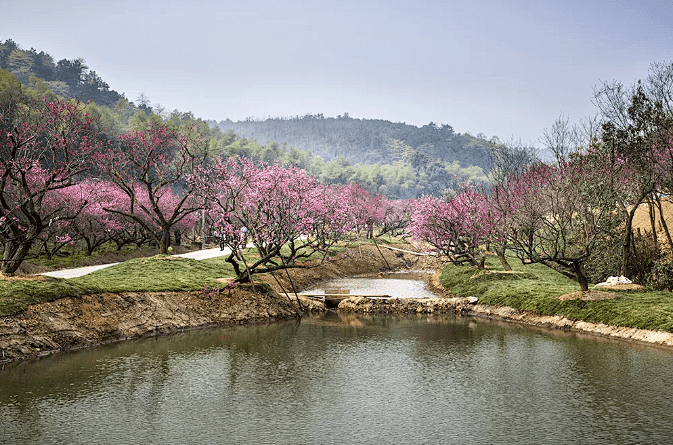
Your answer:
[0,239,390,317]
[0,256,230,317]
[441,255,673,333]
[26,244,171,271]
[0,278,89,317]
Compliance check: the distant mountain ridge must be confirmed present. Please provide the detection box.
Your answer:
[1,38,496,173]
[210,114,496,171]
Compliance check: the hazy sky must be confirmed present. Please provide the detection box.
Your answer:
[4,0,673,145]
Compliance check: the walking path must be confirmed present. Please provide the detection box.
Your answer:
[42,246,234,279]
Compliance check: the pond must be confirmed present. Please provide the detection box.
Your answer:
[2,276,673,444]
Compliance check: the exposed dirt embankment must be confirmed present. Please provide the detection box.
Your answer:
[259,243,418,293]
[0,287,299,363]
[0,243,414,364]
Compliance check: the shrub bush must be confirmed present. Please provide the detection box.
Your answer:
[649,259,673,291]
[583,237,622,284]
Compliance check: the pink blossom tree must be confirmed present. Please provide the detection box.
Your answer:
[0,98,105,274]
[35,218,75,260]
[35,182,89,260]
[65,180,123,256]
[100,123,209,254]
[108,223,155,251]
[485,141,538,271]
[408,185,491,268]
[337,183,386,239]
[498,157,622,290]
[311,183,360,249]
[194,157,352,284]
[380,199,414,237]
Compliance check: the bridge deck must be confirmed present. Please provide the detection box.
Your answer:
[297,293,392,308]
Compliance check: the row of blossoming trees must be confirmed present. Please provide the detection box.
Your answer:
[0,97,203,274]
[0,94,407,280]
[0,92,608,290]
[406,154,625,291]
[2,62,671,292]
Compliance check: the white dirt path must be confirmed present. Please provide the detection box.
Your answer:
[41,246,235,279]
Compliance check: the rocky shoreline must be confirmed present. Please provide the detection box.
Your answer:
[333,268,673,348]
[464,302,673,347]
[260,248,673,349]
[2,243,673,365]
[422,269,673,348]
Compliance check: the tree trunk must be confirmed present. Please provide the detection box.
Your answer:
[226,252,244,282]
[496,245,512,271]
[159,226,171,254]
[573,261,590,292]
[648,195,659,252]
[620,206,638,277]
[41,240,53,260]
[1,240,32,275]
[85,238,95,256]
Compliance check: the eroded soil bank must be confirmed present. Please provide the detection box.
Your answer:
[3,243,673,365]
[0,244,412,364]
[0,288,301,364]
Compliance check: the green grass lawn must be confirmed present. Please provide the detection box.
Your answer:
[27,243,166,271]
[71,256,235,293]
[0,243,354,317]
[0,256,234,317]
[441,255,673,333]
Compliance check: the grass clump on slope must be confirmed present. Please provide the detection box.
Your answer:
[0,277,88,317]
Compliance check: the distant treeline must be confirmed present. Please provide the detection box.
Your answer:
[213,134,488,199]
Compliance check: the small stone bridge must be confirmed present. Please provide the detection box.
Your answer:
[299,289,391,308]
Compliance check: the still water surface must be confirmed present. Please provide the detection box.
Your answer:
[2,277,673,444]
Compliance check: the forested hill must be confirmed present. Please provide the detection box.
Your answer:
[210,114,496,171]
[0,39,125,108]
[1,37,496,174]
